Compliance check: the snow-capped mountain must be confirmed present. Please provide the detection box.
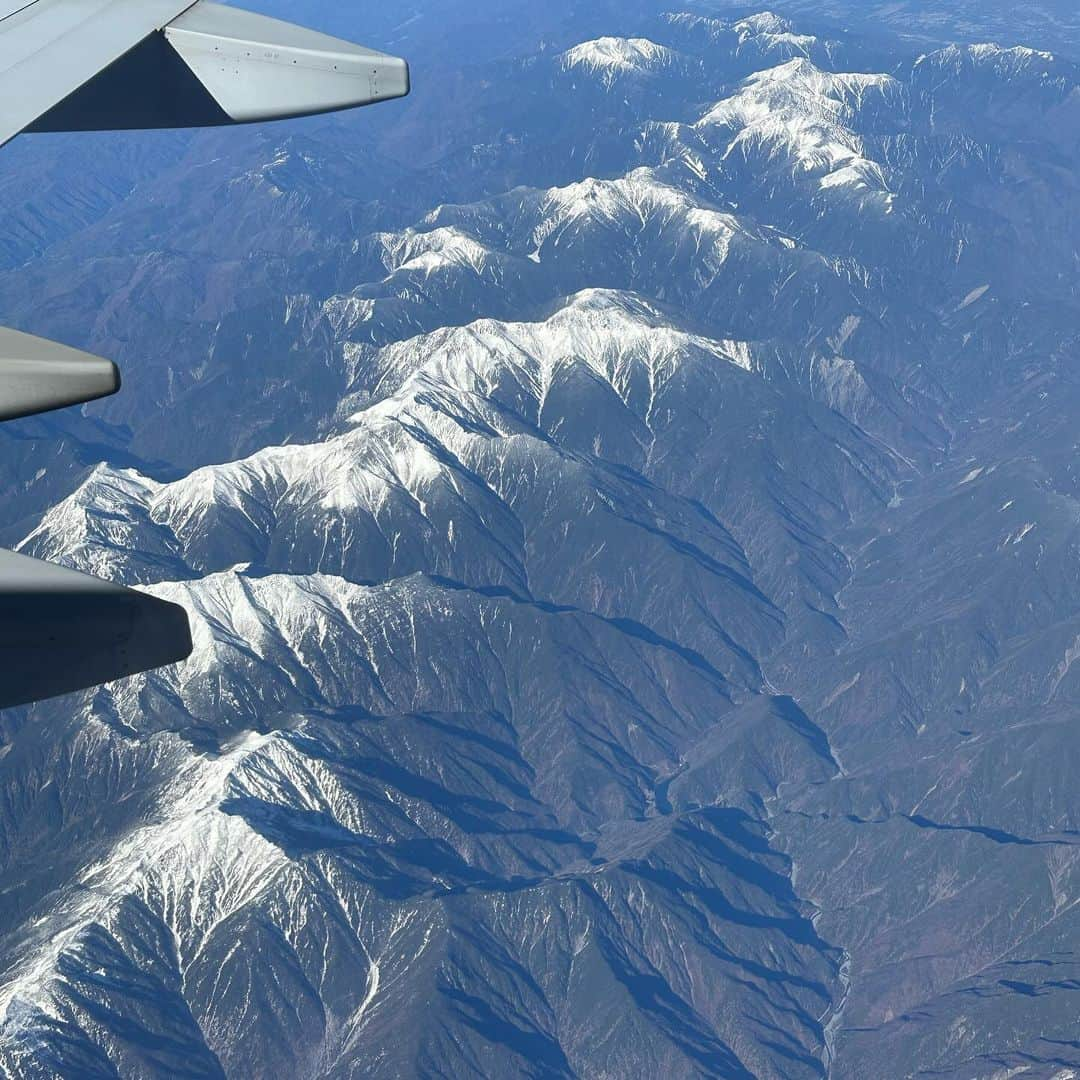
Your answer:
[2,2,1080,1077]
[560,37,687,89]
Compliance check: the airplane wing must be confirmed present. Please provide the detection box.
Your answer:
[0,0,410,423]
[0,0,197,148]
[0,0,410,147]
[0,550,192,710]
[0,325,119,422]
[0,1,410,707]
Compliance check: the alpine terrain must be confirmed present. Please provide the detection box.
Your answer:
[1,1,1080,1076]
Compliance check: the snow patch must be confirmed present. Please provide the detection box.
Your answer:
[959,284,991,309]
[561,37,681,87]
[697,59,897,199]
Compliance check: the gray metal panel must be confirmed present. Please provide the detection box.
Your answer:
[0,549,193,709]
[0,0,197,146]
[0,326,119,421]
[165,2,409,124]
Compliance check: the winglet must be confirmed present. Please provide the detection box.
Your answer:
[164,2,411,123]
[0,327,120,422]
[25,1,410,137]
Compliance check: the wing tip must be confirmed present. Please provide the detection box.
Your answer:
[0,330,121,422]
[0,551,195,710]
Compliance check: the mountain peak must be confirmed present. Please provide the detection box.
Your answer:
[559,36,682,86]
[697,60,898,196]
[735,12,797,36]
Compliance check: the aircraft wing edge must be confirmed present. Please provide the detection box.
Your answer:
[0,326,120,422]
[18,0,410,138]
[165,2,411,124]
[0,549,193,710]
[0,0,199,147]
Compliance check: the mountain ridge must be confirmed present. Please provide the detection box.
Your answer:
[3,3,1080,1076]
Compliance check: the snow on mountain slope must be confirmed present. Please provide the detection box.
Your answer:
[21,287,903,678]
[775,0,1080,59]
[328,167,810,346]
[342,288,756,407]
[330,163,890,373]
[698,60,901,201]
[734,12,816,47]
[560,37,685,89]
[0,568,841,1078]
[662,12,837,69]
[911,41,1080,153]
[372,226,500,279]
[0,17,927,474]
[5,5,1080,1077]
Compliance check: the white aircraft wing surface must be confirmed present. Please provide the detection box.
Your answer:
[0,0,197,147]
[0,1,410,706]
[0,0,409,146]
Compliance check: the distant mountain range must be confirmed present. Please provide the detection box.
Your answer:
[2,3,1080,1077]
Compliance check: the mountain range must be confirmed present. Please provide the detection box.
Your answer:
[1,2,1080,1076]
